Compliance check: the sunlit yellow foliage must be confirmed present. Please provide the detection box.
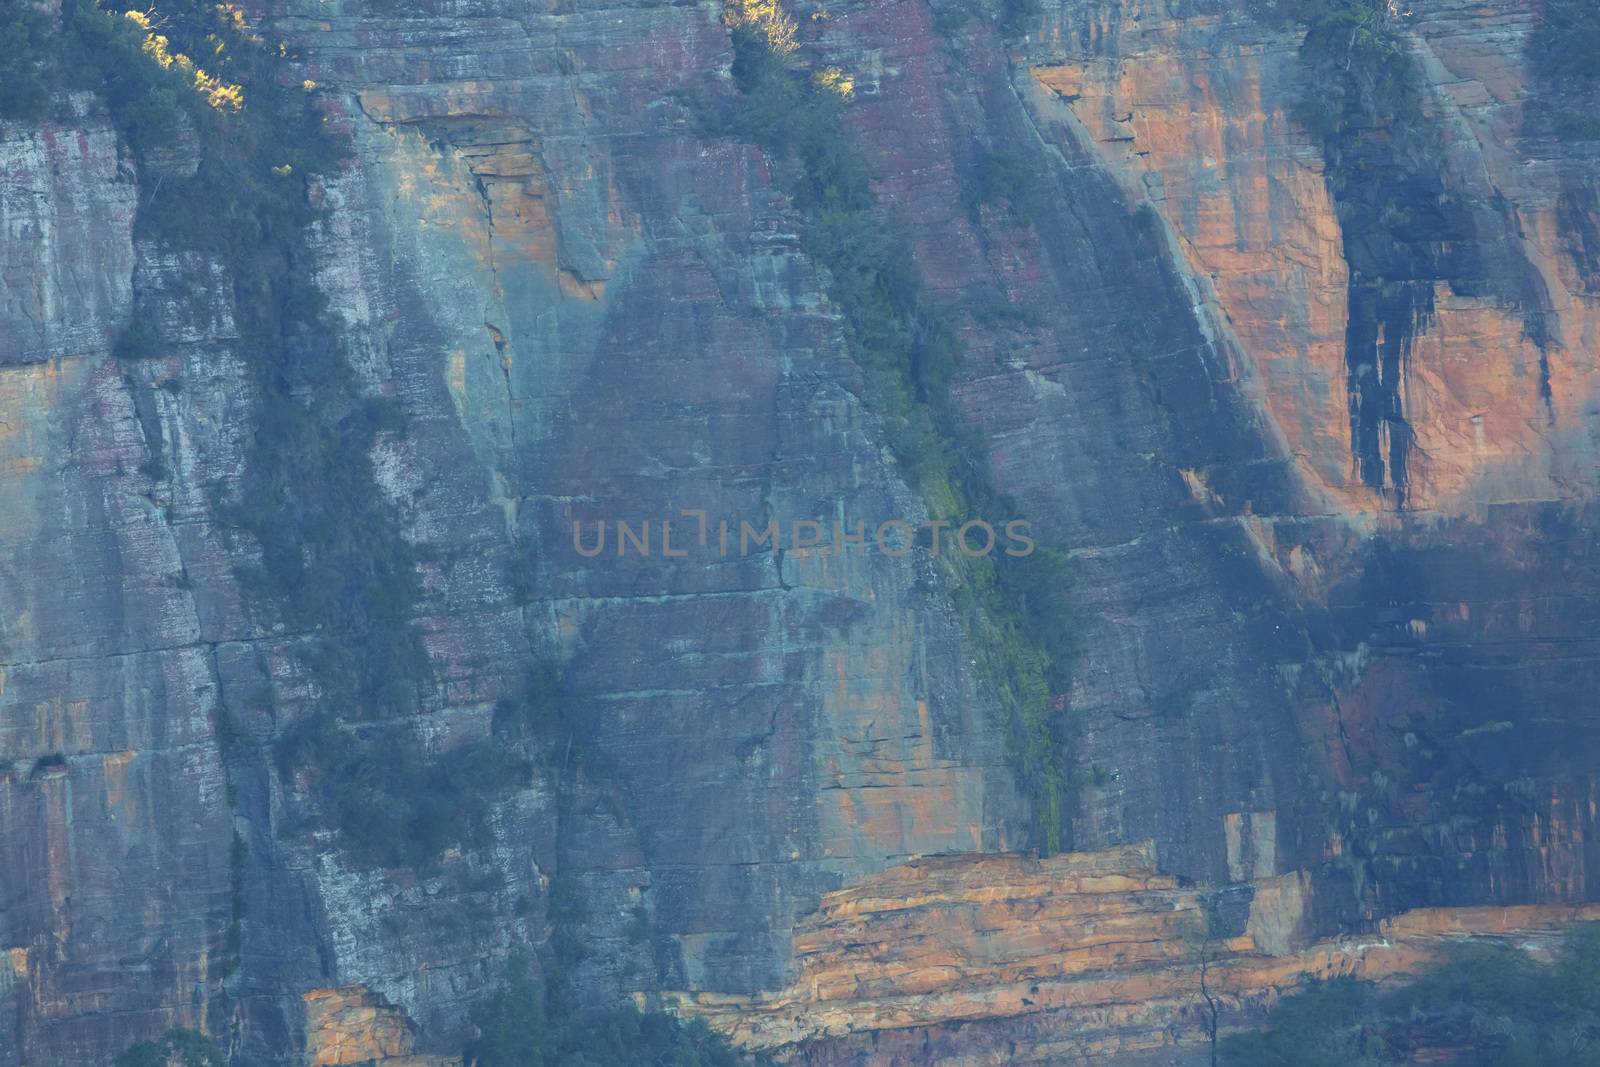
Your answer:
[215,4,261,44]
[813,65,853,97]
[123,9,243,110]
[202,78,243,109]
[724,0,798,55]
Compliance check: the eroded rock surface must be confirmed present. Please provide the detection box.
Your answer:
[665,844,1600,1063]
[1,0,1598,1063]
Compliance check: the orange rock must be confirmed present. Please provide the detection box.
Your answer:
[1030,1,1600,519]
[302,985,460,1067]
[659,844,1600,1058]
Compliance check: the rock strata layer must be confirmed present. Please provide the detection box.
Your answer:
[663,844,1600,1064]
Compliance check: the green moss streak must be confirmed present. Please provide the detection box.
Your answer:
[722,28,1078,853]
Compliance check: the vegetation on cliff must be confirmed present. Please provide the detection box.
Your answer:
[1222,926,1600,1066]
[1533,0,1600,80]
[0,0,52,119]
[1527,0,1600,139]
[116,1028,228,1067]
[465,952,749,1067]
[718,0,1079,852]
[3,0,247,138]
[22,0,530,871]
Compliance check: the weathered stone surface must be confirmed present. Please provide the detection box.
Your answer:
[0,95,137,369]
[1027,0,1599,515]
[662,844,1600,1062]
[1,0,1599,1063]
[304,985,460,1066]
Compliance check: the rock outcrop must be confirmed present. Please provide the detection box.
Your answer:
[303,986,459,1066]
[664,843,1600,1063]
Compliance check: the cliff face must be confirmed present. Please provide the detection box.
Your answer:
[1027,0,1598,514]
[1,0,1598,1065]
[1004,0,1600,916]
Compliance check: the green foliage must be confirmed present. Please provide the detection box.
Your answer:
[56,0,184,154]
[465,953,749,1067]
[999,0,1041,38]
[275,715,531,868]
[539,871,597,1016]
[0,0,52,120]
[235,387,427,723]
[466,952,546,1067]
[43,1,422,729]
[998,542,1078,692]
[1220,976,1384,1066]
[724,0,798,57]
[723,21,1078,853]
[1526,0,1600,139]
[115,314,165,361]
[116,1028,227,1067]
[1286,0,1425,160]
[1278,0,1452,500]
[493,662,572,744]
[1222,928,1600,1066]
[1532,0,1600,80]
[43,1,476,867]
[969,148,1040,219]
[970,299,1043,329]
[68,1,429,732]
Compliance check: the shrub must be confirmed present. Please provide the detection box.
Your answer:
[0,0,52,120]
[465,952,749,1067]
[19,0,515,875]
[114,315,165,361]
[493,661,570,743]
[277,716,532,869]
[1532,0,1600,80]
[1222,928,1600,1065]
[1220,977,1382,1066]
[1276,0,1462,502]
[60,1,442,864]
[969,148,1040,219]
[999,0,1041,38]
[31,752,68,775]
[116,1029,226,1067]
[725,0,797,56]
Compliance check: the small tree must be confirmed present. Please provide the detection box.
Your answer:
[0,0,53,120]
[116,1028,226,1067]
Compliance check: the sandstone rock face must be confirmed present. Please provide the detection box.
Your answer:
[995,0,1600,921]
[1,0,1598,1063]
[0,102,241,1061]
[303,986,459,1066]
[1026,0,1599,515]
[0,95,137,369]
[665,844,1600,1064]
